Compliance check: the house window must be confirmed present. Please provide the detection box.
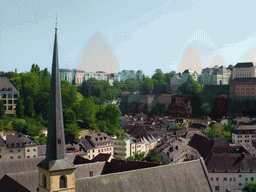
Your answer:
[239,175,242,177]
[2,94,6,98]
[230,178,232,181]
[60,175,67,188]
[10,150,13,153]
[3,100,6,104]
[246,178,248,181]
[233,178,236,181]
[88,155,90,158]
[33,155,36,157]
[8,100,12,104]
[216,177,219,181]
[10,156,13,159]
[18,149,21,152]
[8,94,12,98]
[98,149,100,153]
[223,177,227,181]
[215,186,220,191]
[33,149,36,152]
[14,100,17,104]
[93,149,94,153]
[14,94,18,98]
[211,178,213,181]
[18,156,21,159]
[8,106,12,110]
[27,149,30,152]
[27,156,30,158]
[252,177,254,181]
[89,171,93,177]
[4,106,6,110]
[0,155,1,158]
[43,174,47,188]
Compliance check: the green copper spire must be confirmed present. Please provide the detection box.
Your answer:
[38,27,75,171]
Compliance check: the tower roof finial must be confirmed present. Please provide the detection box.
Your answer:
[55,13,58,29]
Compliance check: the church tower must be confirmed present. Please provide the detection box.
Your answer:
[37,26,76,192]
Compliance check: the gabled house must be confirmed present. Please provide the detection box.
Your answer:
[0,77,19,114]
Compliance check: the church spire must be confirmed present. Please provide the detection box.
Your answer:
[38,27,75,171]
[46,27,66,160]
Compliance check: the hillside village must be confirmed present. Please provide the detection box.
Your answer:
[2,30,256,192]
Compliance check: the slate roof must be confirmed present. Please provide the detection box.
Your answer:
[0,77,19,94]
[101,159,160,175]
[91,153,112,162]
[5,134,34,145]
[8,170,38,192]
[75,161,106,179]
[212,137,229,147]
[76,158,213,192]
[230,77,256,84]
[188,133,214,161]
[206,153,256,173]
[0,175,30,192]
[234,62,254,68]
[0,156,45,178]
[0,135,5,146]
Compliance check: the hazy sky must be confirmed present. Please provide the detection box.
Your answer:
[1,0,256,76]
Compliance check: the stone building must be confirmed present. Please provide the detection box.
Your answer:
[0,134,37,161]
[0,77,19,114]
[78,132,114,160]
[201,65,231,85]
[230,77,256,97]
[232,62,256,80]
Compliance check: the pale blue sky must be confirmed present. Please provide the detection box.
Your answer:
[1,0,256,76]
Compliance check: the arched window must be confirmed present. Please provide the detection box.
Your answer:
[60,175,67,188]
[43,174,47,188]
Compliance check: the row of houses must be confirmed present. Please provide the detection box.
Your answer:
[59,69,118,85]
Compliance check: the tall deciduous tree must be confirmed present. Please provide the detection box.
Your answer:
[79,98,98,128]
[152,69,165,85]
[24,96,35,117]
[16,97,25,118]
[79,80,92,97]
[0,100,5,119]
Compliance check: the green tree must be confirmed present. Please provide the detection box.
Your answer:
[37,134,47,144]
[0,100,5,119]
[24,96,35,117]
[79,80,92,97]
[63,108,76,127]
[201,103,211,119]
[64,123,79,136]
[79,98,98,129]
[12,119,26,133]
[30,63,40,73]
[104,103,121,131]
[243,181,256,192]
[150,102,167,116]
[25,119,43,136]
[141,76,154,93]
[152,69,165,85]
[139,84,150,95]
[127,152,146,160]
[164,71,176,84]
[146,149,163,163]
